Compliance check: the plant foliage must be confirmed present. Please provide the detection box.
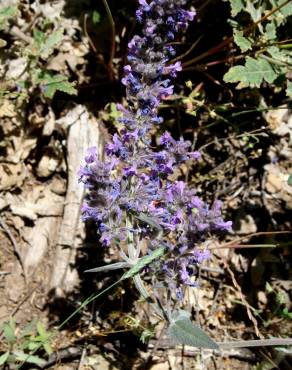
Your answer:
[224,0,292,97]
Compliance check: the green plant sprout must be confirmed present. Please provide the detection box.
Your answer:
[0,318,53,367]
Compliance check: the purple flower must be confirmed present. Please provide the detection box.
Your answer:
[79,0,232,300]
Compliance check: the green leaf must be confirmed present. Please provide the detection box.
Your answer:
[233,30,252,52]
[224,57,277,88]
[21,318,37,338]
[271,0,292,17]
[44,77,77,98]
[36,71,77,98]
[168,310,219,349]
[288,174,292,186]
[36,322,47,339]
[32,28,63,58]
[246,0,261,22]
[85,261,131,273]
[0,6,18,28]
[12,350,46,366]
[2,319,16,344]
[228,0,245,16]
[122,247,165,280]
[266,46,292,64]
[265,22,277,40]
[41,28,64,58]
[92,10,101,24]
[0,351,10,365]
[43,342,53,356]
[33,29,46,52]
[27,342,40,351]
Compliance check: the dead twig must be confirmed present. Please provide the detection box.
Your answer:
[222,258,263,339]
[77,347,87,370]
[0,217,26,281]
[209,231,292,250]
[101,0,116,81]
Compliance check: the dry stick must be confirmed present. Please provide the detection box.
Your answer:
[101,0,116,81]
[77,347,87,370]
[83,14,98,53]
[222,258,263,338]
[182,0,291,68]
[170,36,203,64]
[218,244,277,249]
[144,322,167,368]
[198,128,266,152]
[0,217,26,281]
[209,231,292,250]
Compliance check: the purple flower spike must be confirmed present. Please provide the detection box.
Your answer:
[79,0,231,300]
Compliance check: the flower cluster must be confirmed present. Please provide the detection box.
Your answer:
[79,0,232,299]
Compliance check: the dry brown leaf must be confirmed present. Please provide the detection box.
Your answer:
[0,163,26,191]
[0,100,16,118]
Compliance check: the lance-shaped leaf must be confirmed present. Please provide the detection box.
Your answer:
[0,351,9,366]
[122,247,165,280]
[12,351,46,366]
[168,310,219,349]
[85,262,131,273]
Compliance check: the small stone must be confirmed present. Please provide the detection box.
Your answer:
[36,155,59,178]
[257,291,267,305]
[236,214,257,235]
[150,362,169,370]
[266,173,282,193]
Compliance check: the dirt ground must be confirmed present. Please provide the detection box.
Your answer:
[0,0,291,369]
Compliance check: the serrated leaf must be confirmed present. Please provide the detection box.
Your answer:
[270,0,292,17]
[32,28,63,58]
[224,57,277,88]
[0,351,10,365]
[44,78,77,98]
[122,247,165,280]
[234,30,252,52]
[168,310,219,349]
[36,71,77,98]
[41,29,64,58]
[266,46,292,64]
[246,1,261,22]
[228,0,245,16]
[12,350,46,366]
[265,22,277,40]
